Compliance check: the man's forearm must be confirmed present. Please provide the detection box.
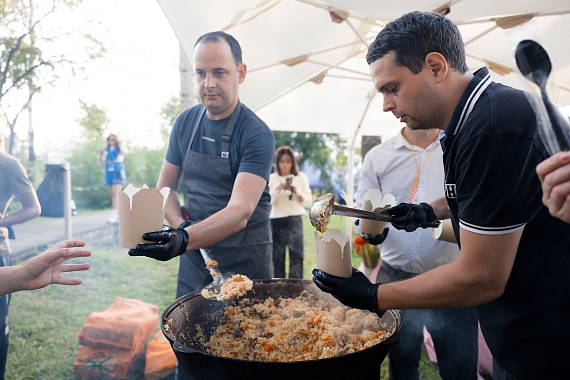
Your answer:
[163,192,185,228]
[186,204,250,250]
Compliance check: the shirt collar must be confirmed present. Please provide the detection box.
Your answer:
[393,128,444,150]
[445,67,493,138]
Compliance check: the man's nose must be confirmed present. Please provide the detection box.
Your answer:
[204,74,216,88]
[383,97,395,112]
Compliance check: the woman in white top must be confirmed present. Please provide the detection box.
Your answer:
[269,146,312,278]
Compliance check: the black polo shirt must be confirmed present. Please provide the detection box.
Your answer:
[443,67,570,379]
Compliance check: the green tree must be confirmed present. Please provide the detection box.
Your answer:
[67,101,109,209]
[69,101,171,210]
[159,95,182,142]
[0,0,104,156]
[123,146,167,189]
[274,131,348,192]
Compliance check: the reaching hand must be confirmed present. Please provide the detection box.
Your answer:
[387,202,437,232]
[312,267,383,315]
[11,240,91,295]
[128,227,189,262]
[361,227,390,245]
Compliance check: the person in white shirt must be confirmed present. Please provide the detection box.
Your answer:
[269,146,312,278]
[354,126,478,380]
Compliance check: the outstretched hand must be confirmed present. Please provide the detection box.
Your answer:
[18,240,91,293]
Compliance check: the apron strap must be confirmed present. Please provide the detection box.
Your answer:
[187,102,241,158]
[221,102,241,158]
[188,106,207,147]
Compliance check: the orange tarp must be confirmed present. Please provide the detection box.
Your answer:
[144,330,177,380]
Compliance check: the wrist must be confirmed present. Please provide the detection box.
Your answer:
[178,220,192,229]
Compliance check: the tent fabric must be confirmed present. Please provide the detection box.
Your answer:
[157,0,570,140]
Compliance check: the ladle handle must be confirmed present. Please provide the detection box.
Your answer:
[332,204,440,229]
[200,248,223,280]
[542,93,570,151]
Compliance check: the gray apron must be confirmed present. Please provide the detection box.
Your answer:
[176,103,273,298]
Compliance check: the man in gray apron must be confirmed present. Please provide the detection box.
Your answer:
[128,32,274,296]
[0,149,41,378]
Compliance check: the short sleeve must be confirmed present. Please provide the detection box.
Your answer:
[456,133,544,234]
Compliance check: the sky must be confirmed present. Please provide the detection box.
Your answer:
[11,0,181,162]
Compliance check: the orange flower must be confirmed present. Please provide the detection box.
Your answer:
[353,235,368,255]
[354,235,380,268]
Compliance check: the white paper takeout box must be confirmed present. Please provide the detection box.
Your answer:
[359,189,395,236]
[315,229,352,278]
[118,184,170,249]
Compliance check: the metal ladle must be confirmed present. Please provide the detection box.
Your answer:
[199,247,225,299]
[309,193,440,233]
[515,39,570,152]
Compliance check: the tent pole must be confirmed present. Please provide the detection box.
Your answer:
[346,91,376,244]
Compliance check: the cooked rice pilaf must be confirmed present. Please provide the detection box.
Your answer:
[201,274,253,301]
[197,290,392,362]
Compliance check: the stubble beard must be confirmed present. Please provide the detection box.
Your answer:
[407,81,444,130]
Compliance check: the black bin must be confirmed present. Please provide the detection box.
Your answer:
[36,164,69,217]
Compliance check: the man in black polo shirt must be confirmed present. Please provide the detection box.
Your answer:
[312,11,570,380]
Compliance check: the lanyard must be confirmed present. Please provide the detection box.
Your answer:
[405,137,437,204]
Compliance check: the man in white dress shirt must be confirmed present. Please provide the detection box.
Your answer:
[354,126,478,380]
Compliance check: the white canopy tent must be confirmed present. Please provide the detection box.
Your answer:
[156,0,570,226]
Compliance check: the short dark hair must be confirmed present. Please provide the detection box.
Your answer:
[274,146,300,176]
[195,31,243,67]
[366,11,468,74]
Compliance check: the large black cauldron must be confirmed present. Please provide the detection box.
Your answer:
[161,279,401,380]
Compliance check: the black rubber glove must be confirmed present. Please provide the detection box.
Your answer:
[312,267,383,316]
[388,202,437,232]
[128,227,189,262]
[361,227,390,245]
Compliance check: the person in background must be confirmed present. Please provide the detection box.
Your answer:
[0,140,42,378]
[269,146,312,278]
[536,151,570,223]
[127,32,276,367]
[354,126,478,379]
[99,134,127,224]
[312,11,570,379]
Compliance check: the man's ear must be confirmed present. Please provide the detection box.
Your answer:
[425,52,448,83]
[238,63,247,84]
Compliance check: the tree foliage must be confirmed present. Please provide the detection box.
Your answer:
[0,0,105,154]
[68,101,168,210]
[274,130,348,192]
[67,101,109,209]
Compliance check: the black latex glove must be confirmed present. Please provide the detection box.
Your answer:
[312,267,382,315]
[361,227,390,245]
[388,202,437,232]
[128,227,189,262]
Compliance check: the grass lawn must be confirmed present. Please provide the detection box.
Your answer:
[5,214,441,379]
